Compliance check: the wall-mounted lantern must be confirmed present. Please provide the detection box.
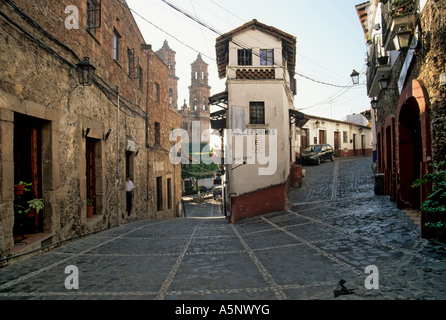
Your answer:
[76,57,96,86]
[378,77,389,90]
[392,29,412,51]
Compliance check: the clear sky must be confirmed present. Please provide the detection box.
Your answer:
[126,0,369,121]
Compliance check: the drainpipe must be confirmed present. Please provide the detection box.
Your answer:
[116,85,120,224]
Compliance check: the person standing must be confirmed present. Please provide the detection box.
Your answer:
[126,174,135,216]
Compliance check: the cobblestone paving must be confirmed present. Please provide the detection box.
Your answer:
[0,157,445,300]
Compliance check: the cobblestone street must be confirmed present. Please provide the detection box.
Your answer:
[0,157,445,300]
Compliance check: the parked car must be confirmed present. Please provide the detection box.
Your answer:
[301,144,334,165]
[213,186,222,200]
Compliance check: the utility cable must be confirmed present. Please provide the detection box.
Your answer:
[161,0,357,88]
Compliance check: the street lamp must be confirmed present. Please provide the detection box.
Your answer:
[350,69,360,85]
[76,57,96,86]
[371,98,378,110]
[378,77,389,90]
[392,29,412,51]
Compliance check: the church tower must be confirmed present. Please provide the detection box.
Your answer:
[156,40,179,111]
[188,54,211,142]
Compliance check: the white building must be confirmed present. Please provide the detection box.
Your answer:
[296,114,373,159]
[211,20,305,223]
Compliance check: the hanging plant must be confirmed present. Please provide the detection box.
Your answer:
[391,0,416,17]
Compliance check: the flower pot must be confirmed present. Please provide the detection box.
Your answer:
[14,185,25,196]
[87,206,94,218]
[26,208,36,218]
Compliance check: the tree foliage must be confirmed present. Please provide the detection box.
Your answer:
[182,143,219,197]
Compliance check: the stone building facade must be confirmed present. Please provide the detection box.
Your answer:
[356,0,445,237]
[0,0,181,263]
[156,40,179,111]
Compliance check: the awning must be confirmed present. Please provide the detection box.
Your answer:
[209,91,228,108]
[210,109,227,130]
[289,109,309,128]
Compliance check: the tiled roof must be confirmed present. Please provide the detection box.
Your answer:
[355,1,370,36]
[215,19,296,79]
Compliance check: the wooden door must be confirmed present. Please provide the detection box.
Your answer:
[334,131,340,157]
[353,134,357,156]
[86,138,96,210]
[300,128,308,152]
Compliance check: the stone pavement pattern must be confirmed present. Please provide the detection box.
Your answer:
[0,157,445,300]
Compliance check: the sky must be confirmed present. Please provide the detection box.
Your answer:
[126,0,370,121]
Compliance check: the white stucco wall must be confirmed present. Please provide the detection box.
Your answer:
[224,30,294,197]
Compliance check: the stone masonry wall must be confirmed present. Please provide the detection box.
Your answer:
[0,0,180,260]
[376,0,446,165]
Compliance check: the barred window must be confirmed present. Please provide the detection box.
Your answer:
[87,0,101,31]
[249,102,265,125]
[138,66,143,90]
[127,48,139,79]
[238,49,252,66]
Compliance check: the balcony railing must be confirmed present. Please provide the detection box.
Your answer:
[367,39,391,97]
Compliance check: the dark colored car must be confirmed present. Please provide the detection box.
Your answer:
[301,144,334,165]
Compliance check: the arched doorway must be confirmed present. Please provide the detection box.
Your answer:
[398,98,422,209]
[397,80,432,210]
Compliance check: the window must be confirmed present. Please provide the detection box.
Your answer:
[138,66,143,90]
[87,0,101,34]
[167,178,172,210]
[113,30,120,61]
[155,122,161,145]
[154,83,160,102]
[238,49,252,66]
[249,102,265,125]
[156,177,163,211]
[203,98,207,111]
[169,89,173,105]
[260,49,274,66]
[127,48,139,79]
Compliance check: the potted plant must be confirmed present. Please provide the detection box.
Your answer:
[391,0,415,17]
[26,198,44,217]
[13,197,44,236]
[14,181,31,196]
[86,198,95,218]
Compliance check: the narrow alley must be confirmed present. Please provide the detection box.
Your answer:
[0,157,445,301]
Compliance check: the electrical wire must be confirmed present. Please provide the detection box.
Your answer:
[161,0,357,88]
[2,0,147,119]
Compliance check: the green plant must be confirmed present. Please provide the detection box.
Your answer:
[18,181,32,190]
[27,198,44,214]
[391,0,416,17]
[412,161,446,229]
